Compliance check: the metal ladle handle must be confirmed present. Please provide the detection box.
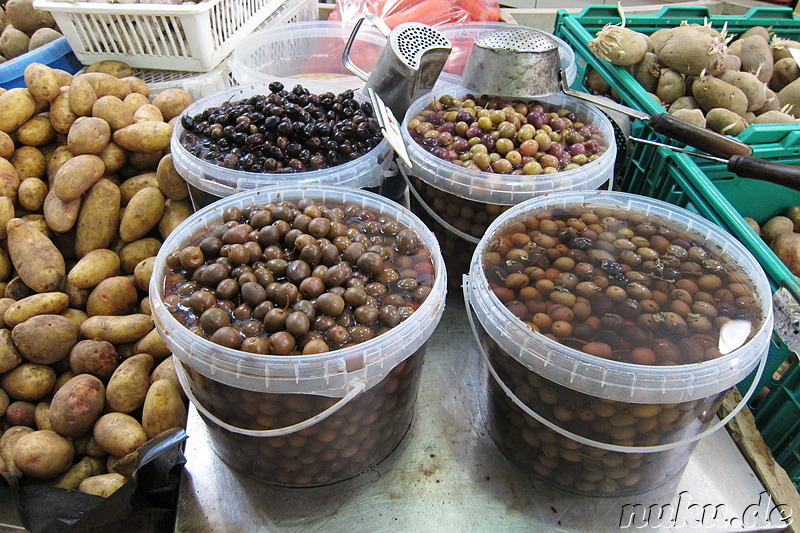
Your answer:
[342,13,392,82]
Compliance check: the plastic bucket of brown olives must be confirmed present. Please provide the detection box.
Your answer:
[400,86,616,288]
[171,83,394,210]
[150,184,446,487]
[464,190,772,497]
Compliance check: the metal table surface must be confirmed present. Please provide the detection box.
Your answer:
[175,294,786,533]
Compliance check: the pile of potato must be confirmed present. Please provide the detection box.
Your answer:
[587,21,800,135]
[0,0,63,62]
[746,209,800,278]
[0,59,193,498]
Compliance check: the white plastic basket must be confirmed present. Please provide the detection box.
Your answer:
[127,0,316,99]
[33,0,313,72]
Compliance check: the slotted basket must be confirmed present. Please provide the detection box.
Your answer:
[34,0,310,72]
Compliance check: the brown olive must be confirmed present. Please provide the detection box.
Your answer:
[316,293,345,316]
[210,326,242,349]
[285,311,311,337]
[200,307,230,333]
[269,331,296,355]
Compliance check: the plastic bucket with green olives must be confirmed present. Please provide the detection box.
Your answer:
[150,185,446,486]
[401,86,616,289]
[171,83,395,211]
[464,190,771,496]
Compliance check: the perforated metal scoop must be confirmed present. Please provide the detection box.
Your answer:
[343,14,451,119]
[461,27,562,97]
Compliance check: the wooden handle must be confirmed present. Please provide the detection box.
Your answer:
[649,113,753,158]
[728,155,800,190]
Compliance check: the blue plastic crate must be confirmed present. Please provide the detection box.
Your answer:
[0,37,82,89]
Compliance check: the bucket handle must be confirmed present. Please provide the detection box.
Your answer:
[462,275,766,454]
[399,163,481,245]
[342,13,392,83]
[175,361,366,438]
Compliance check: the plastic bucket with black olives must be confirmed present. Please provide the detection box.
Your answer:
[401,87,616,289]
[171,83,394,210]
[150,184,446,487]
[465,190,772,497]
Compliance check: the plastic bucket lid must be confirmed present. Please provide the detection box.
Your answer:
[436,22,577,87]
[466,190,773,405]
[401,86,617,206]
[170,83,394,201]
[150,184,447,397]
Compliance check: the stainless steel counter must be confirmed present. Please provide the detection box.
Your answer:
[175,294,789,533]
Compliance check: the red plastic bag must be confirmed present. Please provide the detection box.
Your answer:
[329,0,501,29]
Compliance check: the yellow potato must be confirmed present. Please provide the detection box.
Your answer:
[139,296,151,316]
[0,197,12,239]
[0,329,23,373]
[119,186,164,242]
[64,279,90,309]
[59,308,89,330]
[119,238,161,274]
[0,363,56,401]
[152,89,192,121]
[4,292,69,327]
[0,249,10,283]
[52,69,73,87]
[0,171,20,202]
[79,472,127,497]
[98,142,127,175]
[118,173,157,206]
[92,412,147,456]
[0,390,7,417]
[0,426,34,479]
[142,379,186,439]
[156,154,189,201]
[68,75,96,117]
[67,116,111,156]
[10,146,45,180]
[5,277,37,301]
[122,76,149,97]
[74,179,120,258]
[68,249,120,289]
[45,145,73,182]
[86,60,132,79]
[53,456,105,490]
[43,187,81,233]
[80,314,154,344]
[106,353,153,413]
[80,72,131,100]
[0,88,37,133]
[133,327,170,360]
[12,430,74,479]
[69,339,118,380]
[12,314,78,364]
[23,63,60,102]
[93,95,133,131]
[50,86,77,134]
[0,131,13,158]
[158,199,192,239]
[6,217,65,292]
[49,373,106,437]
[35,401,52,431]
[18,177,48,211]
[123,92,150,115]
[19,214,49,237]
[132,256,155,292]
[127,150,162,171]
[16,113,57,146]
[150,358,182,398]
[53,153,105,202]
[86,276,139,316]
[113,121,172,153]
[132,104,163,124]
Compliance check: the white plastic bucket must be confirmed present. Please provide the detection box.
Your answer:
[150,185,447,486]
[464,191,771,496]
[171,83,395,209]
[401,86,617,287]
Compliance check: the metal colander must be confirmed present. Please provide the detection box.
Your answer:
[391,24,451,70]
[461,27,562,97]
